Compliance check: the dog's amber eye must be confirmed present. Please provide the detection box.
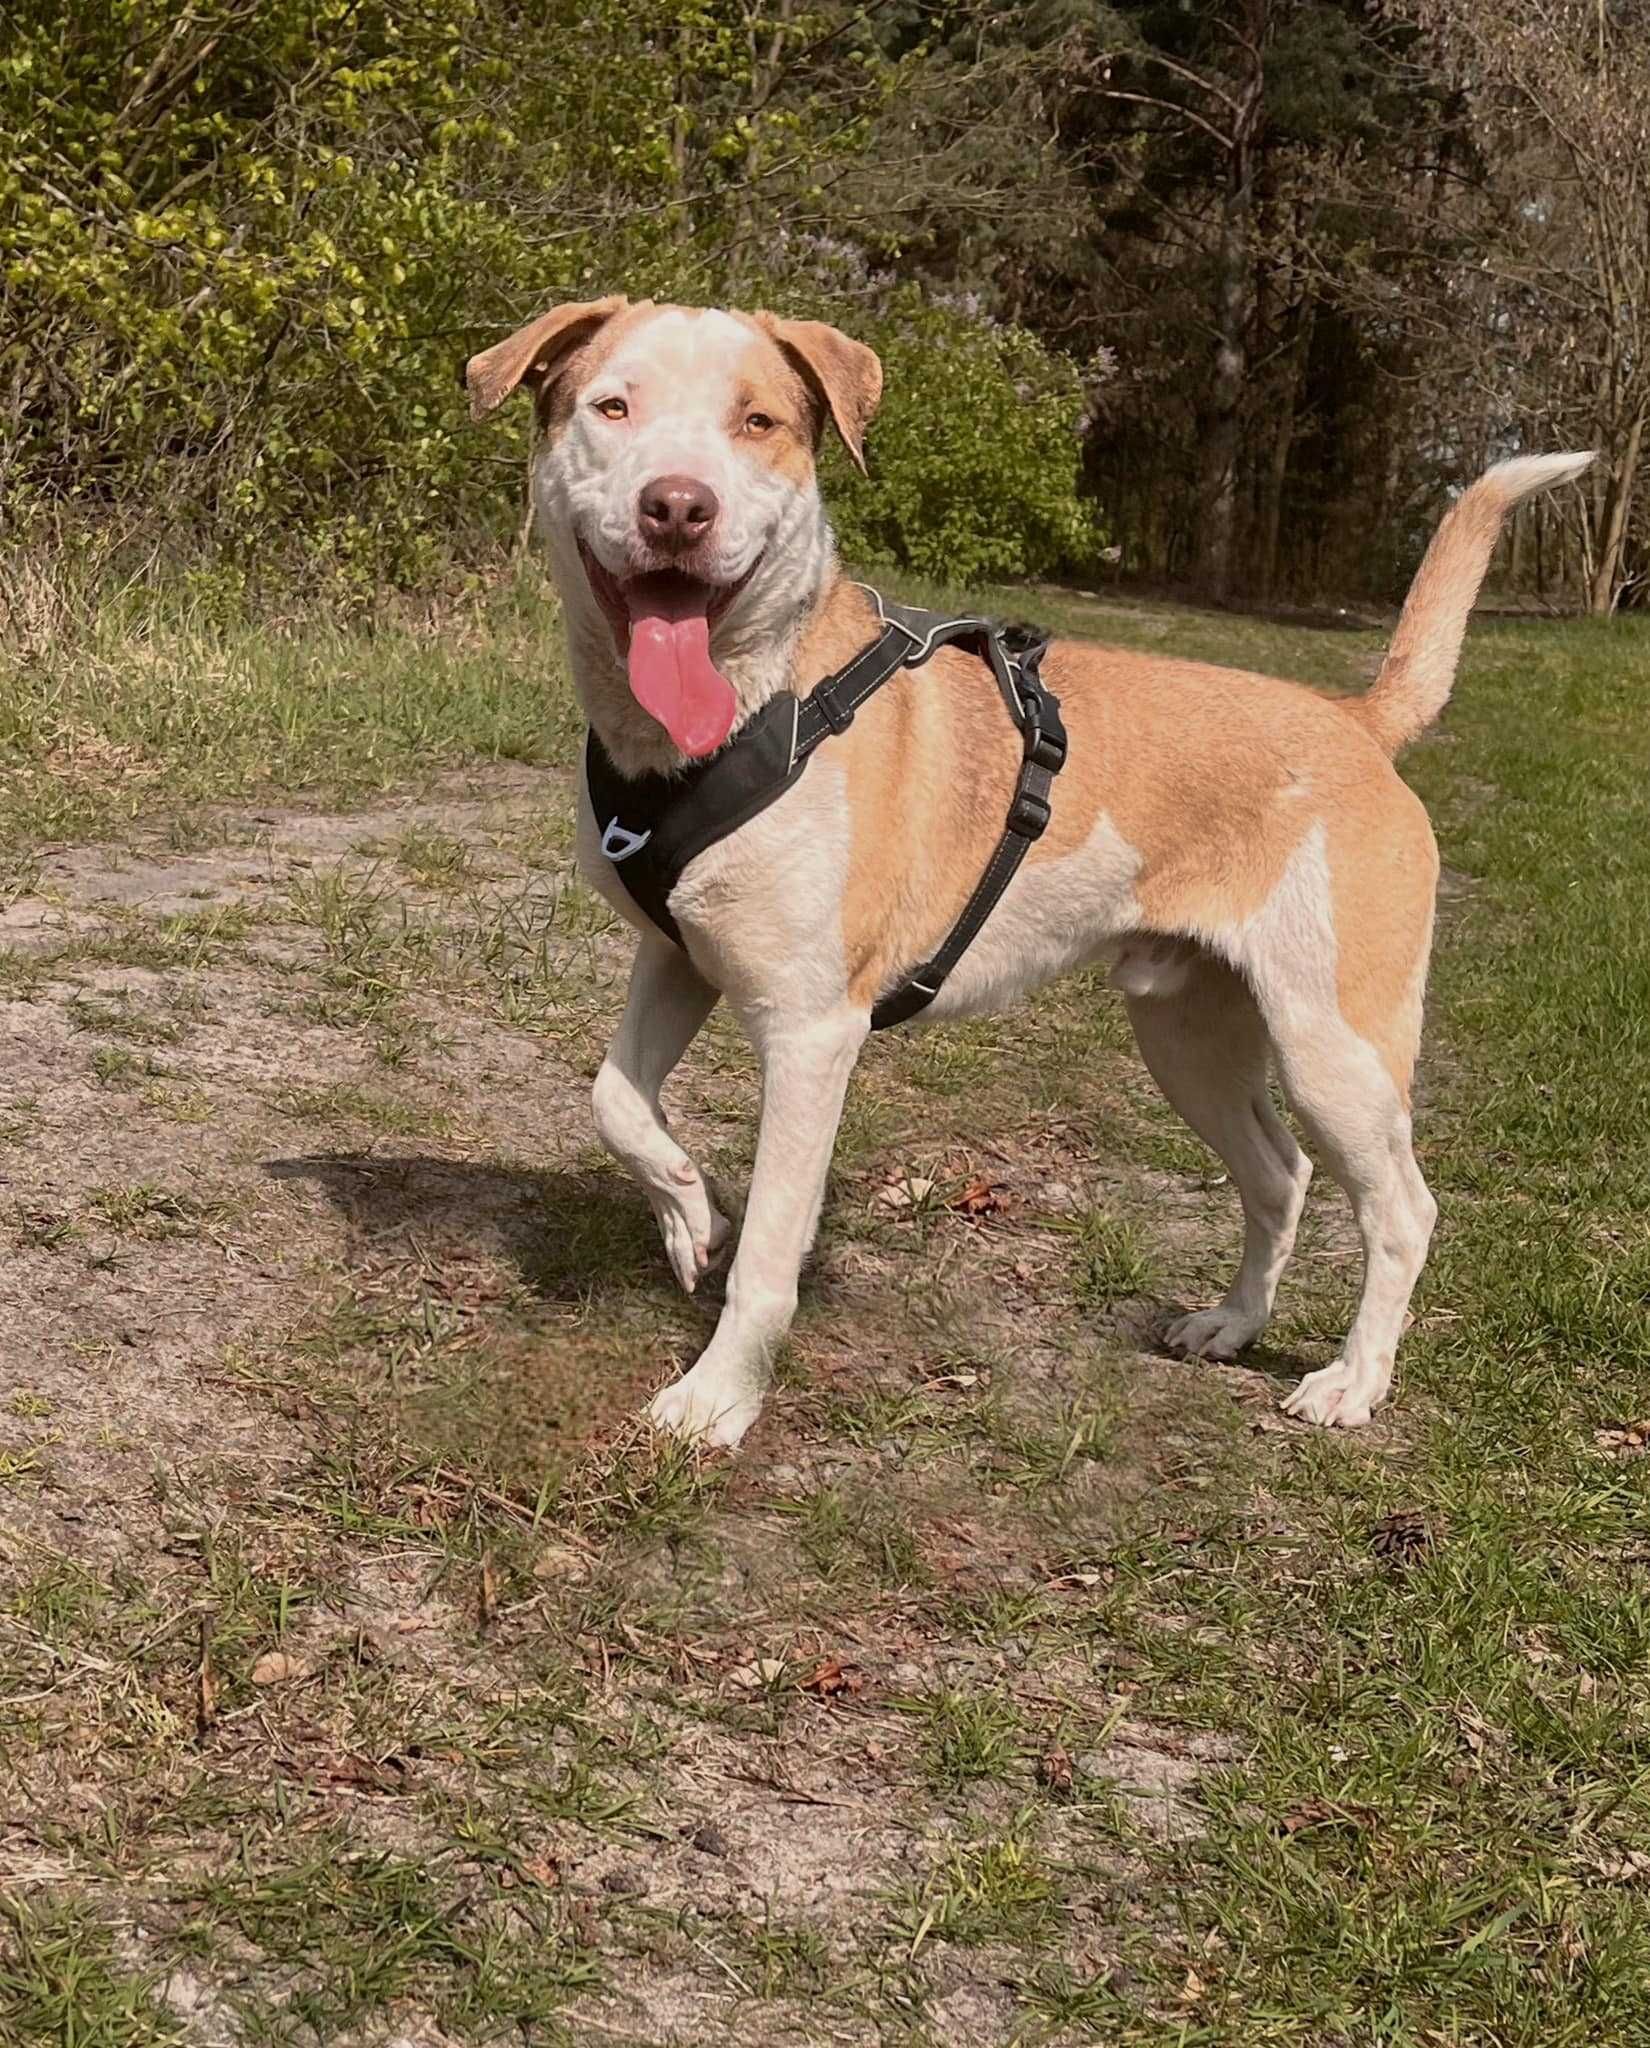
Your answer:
[593,396,628,421]
[745,412,776,436]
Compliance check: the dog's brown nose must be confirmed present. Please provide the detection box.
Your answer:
[638,474,719,551]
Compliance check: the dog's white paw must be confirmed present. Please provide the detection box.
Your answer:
[647,1362,762,1448]
[1164,1303,1266,1361]
[649,1179,731,1294]
[1280,1360,1383,1429]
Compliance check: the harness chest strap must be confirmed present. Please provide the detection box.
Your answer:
[585,592,1067,1031]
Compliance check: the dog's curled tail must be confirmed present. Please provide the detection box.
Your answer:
[1355,450,1595,758]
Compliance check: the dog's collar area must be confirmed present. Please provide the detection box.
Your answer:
[586,593,1066,1030]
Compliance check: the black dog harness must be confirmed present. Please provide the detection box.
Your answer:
[586,590,1066,1031]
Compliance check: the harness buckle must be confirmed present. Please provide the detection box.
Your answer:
[1001,623,1052,666]
[812,678,857,736]
[1018,684,1068,774]
[1008,782,1052,840]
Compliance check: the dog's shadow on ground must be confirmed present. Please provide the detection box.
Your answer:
[263,1152,707,1307]
[265,1154,1312,1404]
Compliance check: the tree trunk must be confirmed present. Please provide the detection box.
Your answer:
[1194,169,1252,599]
[1253,298,1314,603]
[1192,19,1266,603]
[1589,410,1645,616]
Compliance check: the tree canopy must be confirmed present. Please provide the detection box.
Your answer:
[1,0,1641,608]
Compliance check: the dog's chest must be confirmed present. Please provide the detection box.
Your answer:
[577,761,854,1012]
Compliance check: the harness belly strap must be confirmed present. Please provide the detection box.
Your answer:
[585,591,1066,1029]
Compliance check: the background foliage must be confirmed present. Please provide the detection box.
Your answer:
[0,0,1094,594]
[1,0,1644,608]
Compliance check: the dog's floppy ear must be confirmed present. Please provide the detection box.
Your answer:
[463,296,629,422]
[757,315,882,474]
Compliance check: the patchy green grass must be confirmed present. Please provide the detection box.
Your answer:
[888,1821,1060,1955]
[270,1081,453,1140]
[81,1183,233,1240]
[389,822,481,891]
[0,1095,41,1145]
[2,577,1647,2044]
[0,1896,180,2047]
[908,1688,1024,1792]
[88,1047,171,1089]
[1066,1205,1156,1309]
[0,564,581,851]
[189,1842,601,2040]
[71,904,265,972]
[66,993,184,1047]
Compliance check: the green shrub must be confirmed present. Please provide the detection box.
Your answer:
[0,3,1100,593]
[829,290,1099,584]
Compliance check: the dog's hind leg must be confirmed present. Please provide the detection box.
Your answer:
[649,1006,867,1447]
[1241,818,1438,1427]
[1270,1021,1435,1428]
[1125,955,1312,1360]
[592,936,728,1293]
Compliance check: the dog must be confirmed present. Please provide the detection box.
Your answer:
[465,295,1589,1447]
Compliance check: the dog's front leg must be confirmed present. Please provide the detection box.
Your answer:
[648,1007,867,1448]
[592,935,728,1292]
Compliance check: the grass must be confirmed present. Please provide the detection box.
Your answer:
[908,1688,1024,1791]
[0,557,582,851]
[786,1475,932,1588]
[1068,1205,1156,1308]
[88,1048,169,1089]
[271,1081,453,1139]
[66,994,184,1047]
[887,1822,1059,1954]
[0,1896,180,2048]
[0,1096,41,1144]
[2,560,1648,2042]
[279,856,619,1043]
[83,1183,216,1236]
[391,823,480,891]
[187,1844,601,2040]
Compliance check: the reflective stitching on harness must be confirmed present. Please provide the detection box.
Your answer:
[859,585,931,656]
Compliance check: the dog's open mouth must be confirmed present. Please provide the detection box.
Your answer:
[581,547,758,758]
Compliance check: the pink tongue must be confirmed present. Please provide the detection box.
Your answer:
[624,586,737,757]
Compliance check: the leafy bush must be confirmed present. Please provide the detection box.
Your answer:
[2,1,576,585]
[829,291,1099,584]
[0,2,1102,594]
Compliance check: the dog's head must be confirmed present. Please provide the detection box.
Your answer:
[466,298,882,759]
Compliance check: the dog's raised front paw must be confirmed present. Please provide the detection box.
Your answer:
[649,1179,731,1294]
[647,1362,762,1448]
[1280,1360,1384,1429]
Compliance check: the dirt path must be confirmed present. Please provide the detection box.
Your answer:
[1,768,1376,2046]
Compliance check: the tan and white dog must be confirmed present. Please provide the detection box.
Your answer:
[466,295,1589,1448]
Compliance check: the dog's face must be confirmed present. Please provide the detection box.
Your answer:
[466,299,881,758]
